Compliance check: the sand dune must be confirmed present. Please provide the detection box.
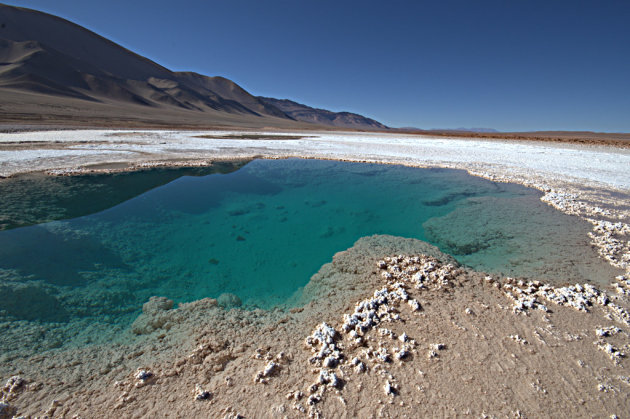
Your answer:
[0,4,388,131]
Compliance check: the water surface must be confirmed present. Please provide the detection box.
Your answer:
[0,159,616,354]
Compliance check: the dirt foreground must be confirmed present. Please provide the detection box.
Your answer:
[1,235,629,418]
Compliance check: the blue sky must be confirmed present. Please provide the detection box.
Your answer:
[6,0,630,131]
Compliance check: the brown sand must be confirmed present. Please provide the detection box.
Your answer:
[1,235,629,418]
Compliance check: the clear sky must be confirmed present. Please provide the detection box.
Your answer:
[5,0,630,132]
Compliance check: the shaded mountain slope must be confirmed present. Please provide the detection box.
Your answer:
[258,97,388,130]
[0,4,387,130]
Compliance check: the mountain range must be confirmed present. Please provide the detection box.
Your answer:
[0,3,387,130]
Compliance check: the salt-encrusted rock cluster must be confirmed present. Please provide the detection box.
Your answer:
[495,274,630,367]
[295,254,459,412]
[193,384,212,401]
[509,335,528,345]
[254,361,280,384]
[1,376,23,400]
[498,276,630,326]
[344,254,457,367]
[593,325,629,364]
[305,322,342,368]
[587,220,630,271]
[597,342,625,363]
[0,376,23,418]
[253,349,289,384]
[540,190,602,218]
[427,343,446,359]
[500,279,549,313]
[596,326,623,338]
[134,369,154,388]
[300,323,344,412]
[613,275,630,296]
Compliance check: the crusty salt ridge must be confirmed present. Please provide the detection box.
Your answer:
[1,235,629,417]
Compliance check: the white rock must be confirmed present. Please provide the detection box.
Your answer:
[384,380,397,395]
[194,384,212,401]
[135,370,153,381]
[408,299,421,311]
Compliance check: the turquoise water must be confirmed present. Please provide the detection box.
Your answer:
[0,159,615,348]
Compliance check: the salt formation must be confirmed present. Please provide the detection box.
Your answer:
[613,275,630,296]
[498,277,630,327]
[0,376,23,419]
[2,376,23,398]
[298,254,459,409]
[252,348,291,384]
[134,369,154,388]
[193,384,212,401]
[0,376,24,419]
[317,369,341,388]
[254,361,280,384]
[587,220,630,270]
[597,343,625,363]
[431,343,446,351]
[597,327,622,338]
[509,335,528,345]
[135,370,153,381]
[305,323,342,367]
[384,380,398,396]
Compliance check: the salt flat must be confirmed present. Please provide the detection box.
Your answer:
[1,130,629,191]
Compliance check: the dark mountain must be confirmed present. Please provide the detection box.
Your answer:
[0,4,386,130]
[259,97,388,130]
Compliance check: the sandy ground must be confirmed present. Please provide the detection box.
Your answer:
[1,130,630,418]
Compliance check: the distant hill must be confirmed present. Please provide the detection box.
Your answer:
[0,4,386,130]
[258,97,388,130]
